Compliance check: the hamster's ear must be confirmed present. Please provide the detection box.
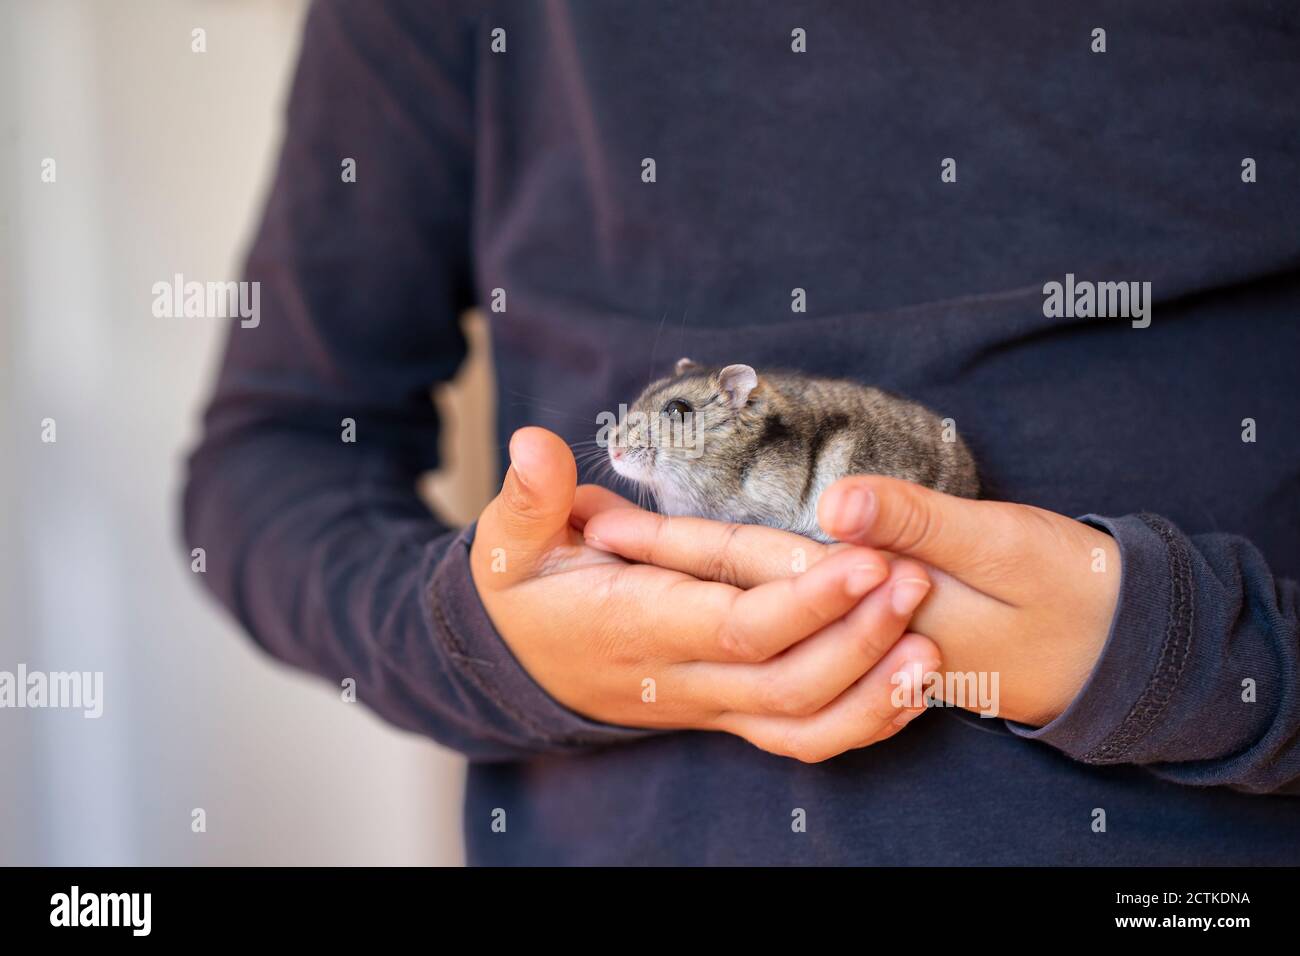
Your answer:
[674,357,700,376]
[718,364,758,409]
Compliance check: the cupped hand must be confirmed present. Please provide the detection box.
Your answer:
[469,428,941,761]
[581,476,1121,727]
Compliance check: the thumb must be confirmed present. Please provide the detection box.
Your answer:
[818,476,1016,585]
[478,427,577,578]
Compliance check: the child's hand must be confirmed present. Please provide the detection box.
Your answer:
[469,428,939,762]
[817,476,1121,727]
[583,472,1122,728]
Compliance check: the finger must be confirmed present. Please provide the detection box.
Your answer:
[569,484,639,531]
[699,546,889,661]
[682,559,931,717]
[817,475,1027,591]
[907,565,1015,665]
[715,633,941,763]
[474,427,576,584]
[584,507,839,588]
[850,651,944,748]
[626,545,888,662]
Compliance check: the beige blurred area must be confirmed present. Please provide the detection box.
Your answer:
[0,0,492,864]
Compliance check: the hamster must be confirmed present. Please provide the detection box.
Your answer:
[604,358,978,542]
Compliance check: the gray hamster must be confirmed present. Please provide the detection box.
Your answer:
[603,358,978,542]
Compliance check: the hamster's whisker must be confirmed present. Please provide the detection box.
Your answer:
[575,449,658,516]
[507,401,595,426]
[579,456,616,486]
[572,447,612,467]
[646,309,669,385]
[503,388,607,426]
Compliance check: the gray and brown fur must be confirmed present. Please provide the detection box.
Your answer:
[606,358,979,543]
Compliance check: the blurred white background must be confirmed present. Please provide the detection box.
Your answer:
[0,0,487,865]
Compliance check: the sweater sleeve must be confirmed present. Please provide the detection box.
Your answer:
[181,0,648,762]
[1007,512,1300,795]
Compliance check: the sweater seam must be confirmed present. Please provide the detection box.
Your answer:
[1083,513,1195,762]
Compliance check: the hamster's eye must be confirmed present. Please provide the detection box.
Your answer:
[662,398,693,421]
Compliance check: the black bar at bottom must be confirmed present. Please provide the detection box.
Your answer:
[0,865,1287,940]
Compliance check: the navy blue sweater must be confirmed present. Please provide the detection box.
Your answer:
[184,0,1300,864]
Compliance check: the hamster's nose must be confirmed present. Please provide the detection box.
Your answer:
[610,446,624,460]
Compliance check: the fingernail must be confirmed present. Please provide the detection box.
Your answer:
[585,533,611,552]
[845,561,886,597]
[890,578,931,616]
[509,435,537,489]
[834,486,875,536]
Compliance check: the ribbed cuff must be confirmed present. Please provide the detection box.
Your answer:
[1006,513,1193,764]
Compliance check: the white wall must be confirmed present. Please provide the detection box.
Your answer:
[1,0,475,865]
